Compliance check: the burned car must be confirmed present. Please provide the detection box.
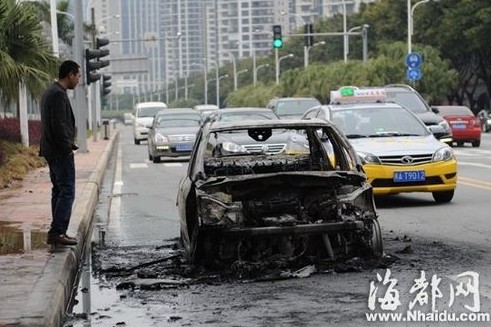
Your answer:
[177,119,383,266]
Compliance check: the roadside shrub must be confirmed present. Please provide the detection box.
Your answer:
[0,118,42,145]
[0,141,45,189]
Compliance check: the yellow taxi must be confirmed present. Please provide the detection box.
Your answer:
[301,87,457,203]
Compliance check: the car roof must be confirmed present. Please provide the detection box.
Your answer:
[206,118,333,132]
[135,101,167,108]
[155,108,198,116]
[275,97,319,102]
[215,107,273,113]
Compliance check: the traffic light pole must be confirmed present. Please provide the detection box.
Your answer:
[91,8,98,142]
[74,0,88,153]
[275,48,279,85]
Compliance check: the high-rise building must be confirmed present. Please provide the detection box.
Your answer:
[84,0,372,98]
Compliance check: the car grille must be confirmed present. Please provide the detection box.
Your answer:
[168,134,195,142]
[379,154,433,165]
[243,143,286,154]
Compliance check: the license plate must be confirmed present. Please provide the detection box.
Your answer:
[452,123,466,129]
[176,143,193,151]
[393,171,425,182]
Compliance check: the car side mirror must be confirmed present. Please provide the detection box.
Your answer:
[431,106,439,114]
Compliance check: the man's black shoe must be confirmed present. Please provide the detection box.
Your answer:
[47,234,78,246]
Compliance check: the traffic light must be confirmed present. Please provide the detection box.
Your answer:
[85,38,110,85]
[305,23,314,47]
[272,25,283,49]
[85,49,102,85]
[101,74,112,96]
[96,38,110,69]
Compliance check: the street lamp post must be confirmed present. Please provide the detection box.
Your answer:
[254,64,269,85]
[224,52,237,90]
[342,0,348,63]
[192,61,208,104]
[305,41,326,68]
[210,60,220,106]
[211,74,228,108]
[236,69,248,89]
[276,53,294,84]
[408,0,435,54]
[347,24,369,63]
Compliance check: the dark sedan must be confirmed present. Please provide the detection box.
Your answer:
[177,119,383,266]
[147,109,202,163]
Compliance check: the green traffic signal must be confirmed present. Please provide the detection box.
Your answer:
[273,39,283,49]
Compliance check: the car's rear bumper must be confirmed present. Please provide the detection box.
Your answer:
[450,129,481,141]
[151,144,193,157]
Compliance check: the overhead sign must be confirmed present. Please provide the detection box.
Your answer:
[406,68,422,81]
[405,52,423,69]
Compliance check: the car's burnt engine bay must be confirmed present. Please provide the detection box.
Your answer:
[193,166,381,266]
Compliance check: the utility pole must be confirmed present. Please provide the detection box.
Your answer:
[74,0,88,152]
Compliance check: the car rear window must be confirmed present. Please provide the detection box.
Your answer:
[385,90,429,114]
[137,107,165,117]
[438,106,473,116]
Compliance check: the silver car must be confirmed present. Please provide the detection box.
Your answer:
[147,109,202,163]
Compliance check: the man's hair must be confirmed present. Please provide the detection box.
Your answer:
[59,60,80,79]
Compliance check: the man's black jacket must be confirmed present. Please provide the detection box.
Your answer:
[39,82,78,158]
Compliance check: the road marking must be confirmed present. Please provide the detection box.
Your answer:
[109,142,123,229]
[163,163,184,167]
[129,163,148,169]
[458,176,491,191]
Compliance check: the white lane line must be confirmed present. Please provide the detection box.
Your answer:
[129,163,148,169]
[109,142,123,228]
[163,163,184,167]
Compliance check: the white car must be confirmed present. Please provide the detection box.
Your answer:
[133,102,167,144]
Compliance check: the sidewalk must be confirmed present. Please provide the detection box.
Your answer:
[0,129,118,327]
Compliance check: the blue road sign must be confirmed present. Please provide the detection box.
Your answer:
[405,52,423,69]
[406,68,422,81]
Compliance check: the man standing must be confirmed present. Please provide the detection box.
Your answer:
[39,60,81,246]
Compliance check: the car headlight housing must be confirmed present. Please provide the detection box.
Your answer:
[222,141,248,154]
[433,146,454,162]
[154,133,168,143]
[438,120,451,134]
[358,151,381,165]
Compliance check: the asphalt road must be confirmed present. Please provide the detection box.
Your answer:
[66,127,491,327]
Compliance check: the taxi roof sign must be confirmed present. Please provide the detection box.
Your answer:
[330,87,387,104]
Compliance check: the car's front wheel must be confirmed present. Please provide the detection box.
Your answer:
[432,190,454,203]
[472,140,481,147]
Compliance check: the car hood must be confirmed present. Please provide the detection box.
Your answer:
[154,126,200,135]
[415,111,444,125]
[349,135,445,156]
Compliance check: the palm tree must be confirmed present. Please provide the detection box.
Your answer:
[0,0,59,105]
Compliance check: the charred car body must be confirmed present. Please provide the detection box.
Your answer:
[177,119,383,265]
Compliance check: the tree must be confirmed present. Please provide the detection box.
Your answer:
[0,0,59,105]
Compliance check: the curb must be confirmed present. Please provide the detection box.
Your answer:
[19,130,120,327]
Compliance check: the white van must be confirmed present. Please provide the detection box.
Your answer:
[133,101,167,144]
